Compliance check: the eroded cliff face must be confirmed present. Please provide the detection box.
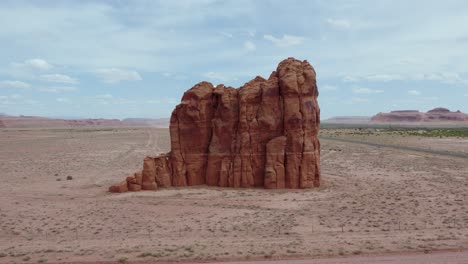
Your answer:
[109,57,321,192]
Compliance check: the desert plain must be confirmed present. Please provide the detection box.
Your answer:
[0,125,467,263]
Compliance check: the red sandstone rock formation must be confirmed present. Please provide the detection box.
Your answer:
[371,108,468,123]
[109,57,321,193]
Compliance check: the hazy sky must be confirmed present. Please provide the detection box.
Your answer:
[1,0,467,119]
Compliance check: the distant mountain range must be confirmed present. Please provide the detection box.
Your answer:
[3,107,467,129]
[371,108,468,123]
[0,115,169,128]
[322,108,468,125]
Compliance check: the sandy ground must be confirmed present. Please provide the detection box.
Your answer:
[59,250,468,264]
[0,127,467,264]
[197,250,468,264]
[320,128,468,154]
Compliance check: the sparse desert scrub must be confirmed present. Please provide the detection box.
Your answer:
[0,127,466,263]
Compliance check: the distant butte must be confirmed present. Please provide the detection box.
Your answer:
[371,108,468,123]
[109,57,321,192]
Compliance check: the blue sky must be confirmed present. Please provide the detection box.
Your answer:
[0,0,468,119]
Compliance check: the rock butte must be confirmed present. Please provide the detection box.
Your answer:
[109,57,321,193]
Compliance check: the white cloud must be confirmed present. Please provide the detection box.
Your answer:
[412,72,468,85]
[94,95,136,105]
[39,74,78,84]
[1,2,467,118]
[56,98,70,103]
[0,95,13,105]
[202,72,234,83]
[147,97,178,104]
[408,90,421,95]
[326,18,351,30]
[343,76,359,82]
[0,94,39,105]
[6,59,53,79]
[263,34,304,47]
[95,68,142,83]
[161,72,187,80]
[95,94,113,99]
[464,94,468,97]
[24,59,53,71]
[39,86,77,93]
[352,87,384,94]
[24,99,39,105]
[348,97,369,104]
[365,74,403,82]
[321,85,337,91]
[219,32,233,38]
[244,41,256,51]
[0,80,31,89]
[10,94,22,99]
[146,99,161,104]
[166,97,178,104]
[345,72,468,85]
[9,58,52,72]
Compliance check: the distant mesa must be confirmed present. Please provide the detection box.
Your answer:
[109,57,321,193]
[427,107,450,113]
[371,108,468,123]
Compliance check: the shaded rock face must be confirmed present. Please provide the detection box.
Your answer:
[109,58,321,193]
[371,108,468,122]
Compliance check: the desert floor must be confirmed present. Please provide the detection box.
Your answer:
[0,127,467,264]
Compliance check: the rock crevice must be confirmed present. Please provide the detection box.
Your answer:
[109,57,320,192]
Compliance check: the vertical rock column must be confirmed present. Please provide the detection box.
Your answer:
[170,82,215,186]
[277,58,320,188]
[264,136,287,189]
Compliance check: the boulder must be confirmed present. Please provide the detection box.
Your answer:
[128,184,142,192]
[141,157,157,190]
[126,176,137,184]
[109,180,128,193]
[154,155,172,187]
[134,172,142,185]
